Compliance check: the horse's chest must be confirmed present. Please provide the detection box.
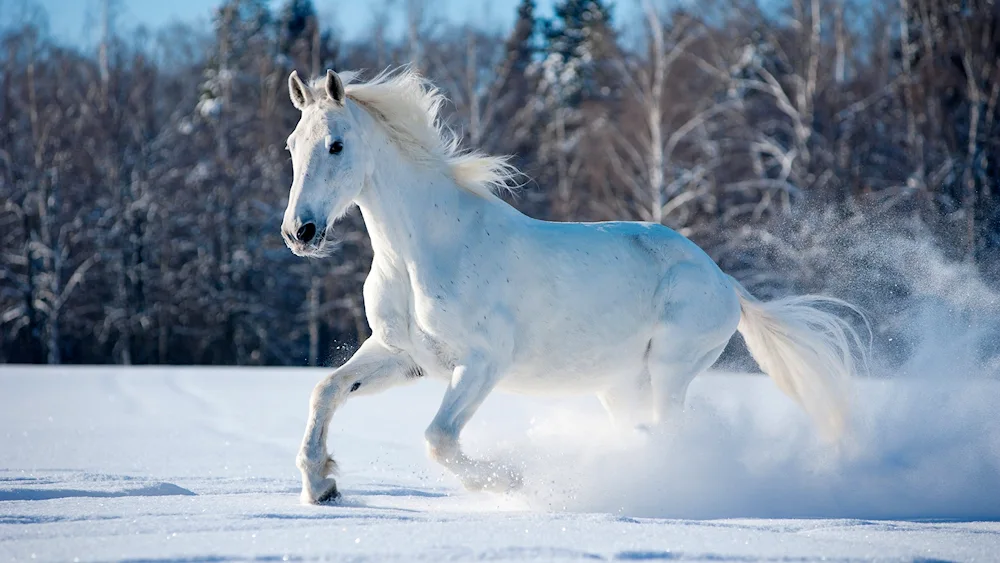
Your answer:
[367,276,464,375]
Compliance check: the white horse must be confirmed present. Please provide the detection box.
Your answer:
[281,68,866,504]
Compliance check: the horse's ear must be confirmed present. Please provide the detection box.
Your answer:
[325,69,345,106]
[288,70,312,110]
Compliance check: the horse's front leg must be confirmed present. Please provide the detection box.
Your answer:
[297,338,417,504]
[424,354,521,492]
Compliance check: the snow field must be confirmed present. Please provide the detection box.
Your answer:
[0,366,998,561]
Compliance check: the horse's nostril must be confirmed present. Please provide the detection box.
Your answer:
[296,222,317,243]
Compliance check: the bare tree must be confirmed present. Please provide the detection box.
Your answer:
[608,2,736,225]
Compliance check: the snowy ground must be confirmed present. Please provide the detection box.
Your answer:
[1,366,998,562]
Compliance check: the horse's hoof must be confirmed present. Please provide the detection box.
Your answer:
[301,478,340,505]
[316,485,341,504]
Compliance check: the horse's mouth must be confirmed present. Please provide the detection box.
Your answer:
[286,228,335,258]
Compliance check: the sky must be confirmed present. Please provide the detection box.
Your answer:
[22,0,565,46]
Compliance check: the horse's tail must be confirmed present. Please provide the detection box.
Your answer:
[730,277,868,440]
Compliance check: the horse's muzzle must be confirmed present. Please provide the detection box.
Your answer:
[283,221,331,257]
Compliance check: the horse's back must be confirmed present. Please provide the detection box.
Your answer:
[512,218,724,302]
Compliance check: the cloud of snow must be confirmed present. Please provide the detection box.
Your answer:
[477,236,1000,521]
[495,375,1000,520]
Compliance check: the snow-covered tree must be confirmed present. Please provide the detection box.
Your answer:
[533,0,618,218]
[541,0,616,107]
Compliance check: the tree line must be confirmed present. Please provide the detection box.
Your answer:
[2,0,999,369]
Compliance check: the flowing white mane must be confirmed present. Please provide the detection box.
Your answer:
[309,68,519,200]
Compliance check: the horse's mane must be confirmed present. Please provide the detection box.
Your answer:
[309,68,519,200]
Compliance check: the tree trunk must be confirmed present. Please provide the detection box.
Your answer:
[308,276,321,367]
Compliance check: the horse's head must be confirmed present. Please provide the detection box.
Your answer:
[281,70,367,257]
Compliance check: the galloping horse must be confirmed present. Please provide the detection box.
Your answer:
[280,68,865,504]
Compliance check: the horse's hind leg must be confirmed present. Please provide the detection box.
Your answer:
[599,372,654,430]
[647,337,728,427]
[647,264,741,428]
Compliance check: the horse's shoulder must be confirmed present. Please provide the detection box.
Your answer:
[362,262,413,347]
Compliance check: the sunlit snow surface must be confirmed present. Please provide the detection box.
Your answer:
[1,366,998,561]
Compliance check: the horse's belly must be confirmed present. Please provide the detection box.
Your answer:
[496,331,651,395]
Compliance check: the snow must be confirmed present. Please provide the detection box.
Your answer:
[1,366,998,562]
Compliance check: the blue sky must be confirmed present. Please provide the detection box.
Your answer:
[28,0,570,45]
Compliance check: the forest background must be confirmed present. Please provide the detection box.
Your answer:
[2,0,998,375]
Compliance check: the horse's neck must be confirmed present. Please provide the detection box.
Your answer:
[354,153,489,272]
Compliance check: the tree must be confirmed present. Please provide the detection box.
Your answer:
[497,0,543,163]
[542,0,616,106]
[535,0,618,218]
[607,3,737,226]
[895,0,1000,263]
[278,0,316,56]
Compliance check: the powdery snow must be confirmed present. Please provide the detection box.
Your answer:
[1,366,998,562]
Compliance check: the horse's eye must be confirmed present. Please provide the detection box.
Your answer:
[330,140,343,155]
